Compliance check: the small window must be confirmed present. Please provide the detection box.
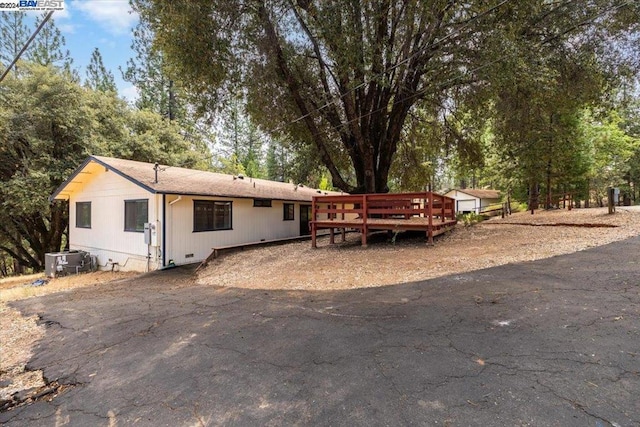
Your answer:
[194,200,232,232]
[283,203,294,221]
[125,199,148,232]
[76,202,91,228]
[253,198,272,207]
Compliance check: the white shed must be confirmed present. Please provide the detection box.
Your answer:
[444,189,501,214]
[50,156,339,272]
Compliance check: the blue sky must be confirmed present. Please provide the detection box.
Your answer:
[23,0,138,101]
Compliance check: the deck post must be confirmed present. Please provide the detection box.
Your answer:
[362,194,368,248]
[330,227,335,244]
[311,197,317,248]
[440,194,445,223]
[341,201,346,241]
[427,192,434,246]
[311,223,317,248]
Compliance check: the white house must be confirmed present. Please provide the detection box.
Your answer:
[50,156,339,272]
[444,189,501,214]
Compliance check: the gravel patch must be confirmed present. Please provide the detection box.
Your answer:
[197,207,640,291]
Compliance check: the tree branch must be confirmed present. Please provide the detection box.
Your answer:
[257,1,354,192]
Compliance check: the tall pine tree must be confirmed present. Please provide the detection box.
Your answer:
[26,15,74,73]
[0,11,28,72]
[121,19,177,118]
[122,18,214,167]
[85,47,116,92]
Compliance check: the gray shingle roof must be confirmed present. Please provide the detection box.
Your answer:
[456,189,501,199]
[51,156,341,202]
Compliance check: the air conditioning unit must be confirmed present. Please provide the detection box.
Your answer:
[44,250,92,278]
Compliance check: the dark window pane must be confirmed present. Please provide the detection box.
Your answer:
[214,202,231,229]
[253,199,272,207]
[283,203,294,220]
[194,200,231,231]
[76,202,91,228]
[125,199,148,232]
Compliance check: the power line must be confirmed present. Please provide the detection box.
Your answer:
[288,0,513,127]
[0,11,54,84]
[292,0,633,141]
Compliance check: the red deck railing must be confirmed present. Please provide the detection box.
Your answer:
[310,192,457,247]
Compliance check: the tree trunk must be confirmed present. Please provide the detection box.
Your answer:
[528,182,539,213]
[546,159,552,209]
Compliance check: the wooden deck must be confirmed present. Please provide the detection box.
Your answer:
[311,192,457,247]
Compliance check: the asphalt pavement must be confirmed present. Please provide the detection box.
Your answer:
[1,236,639,426]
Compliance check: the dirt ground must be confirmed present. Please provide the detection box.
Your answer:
[0,271,139,404]
[197,206,640,290]
[1,206,639,409]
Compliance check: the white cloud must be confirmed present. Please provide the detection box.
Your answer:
[53,7,70,20]
[57,23,76,34]
[98,37,116,49]
[25,7,74,31]
[71,0,138,35]
[120,84,139,104]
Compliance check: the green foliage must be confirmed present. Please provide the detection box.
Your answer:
[509,201,528,213]
[216,154,245,176]
[134,0,636,194]
[263,136,327,187]
[0,63,212,273]
[85,47,116,92]
[457,212,484,227]
[265,140,287,182]
[583,109,640,205]
[389,107,450,192]
[0,11,28,70]
[121,18,185,120]
[318,175,331,191]
[213,97,266,178]
[26,15,74,74]
[121,16,215,167]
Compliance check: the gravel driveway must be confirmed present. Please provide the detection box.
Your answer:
[197,207,640,290]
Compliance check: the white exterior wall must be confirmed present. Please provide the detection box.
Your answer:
[445,190,501,213]
[165,195,308,266]
[69,170,162,272]
[456,198,479,213]
[66,168,325,271]
[479,198,500,209]
[445,190,479,213]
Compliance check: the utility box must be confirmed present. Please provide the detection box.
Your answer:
[144,222,152,245]
[45,250,92,278]
[144,221,160,247]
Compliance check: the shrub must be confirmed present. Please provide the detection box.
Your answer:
[509,201,528,213]
[456,212,484,227]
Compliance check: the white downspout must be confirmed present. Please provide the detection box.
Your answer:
[167,196,182,266]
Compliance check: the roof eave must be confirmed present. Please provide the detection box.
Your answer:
[49,156,94,202]
[49,156,157,202]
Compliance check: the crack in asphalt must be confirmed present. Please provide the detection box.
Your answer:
[4,238,639,425]
[534,378,622,426]
[0,378,80,416]
[253,303,407,321]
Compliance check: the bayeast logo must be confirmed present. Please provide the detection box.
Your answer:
[18,0,64,10]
